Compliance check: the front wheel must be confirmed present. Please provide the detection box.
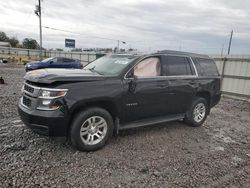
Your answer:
[70,107,114,151]
[184,97,209,127]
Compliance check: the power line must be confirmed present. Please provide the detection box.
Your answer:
[43,25,128,51]
[41,25,229,52]
[42,25,171,48]
[43,26,122,42]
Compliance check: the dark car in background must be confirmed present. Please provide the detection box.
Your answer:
[25,57,83,72]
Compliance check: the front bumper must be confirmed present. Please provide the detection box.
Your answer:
[18,102,69,136]
[25,67,34,72]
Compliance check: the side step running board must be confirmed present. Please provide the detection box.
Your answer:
[119,114,184,130]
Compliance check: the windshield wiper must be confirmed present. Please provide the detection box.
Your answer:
[89,66,95,71]
[88,66,103,75]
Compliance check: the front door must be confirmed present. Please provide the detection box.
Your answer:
[49,57,64,68]
[122,56,169,123]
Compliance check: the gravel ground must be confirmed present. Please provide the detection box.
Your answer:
[0,63,249,187]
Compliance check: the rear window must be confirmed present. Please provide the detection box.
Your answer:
[195,58,219,76]
[166,56,193,76]
[63,58,73,63]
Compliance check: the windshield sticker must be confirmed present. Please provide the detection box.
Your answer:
[114,60,129,65]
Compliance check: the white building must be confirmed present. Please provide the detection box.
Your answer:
[0,42,11,47]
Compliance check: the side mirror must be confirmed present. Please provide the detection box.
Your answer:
[126,69,135,79]
[49,61,54,64]
[128,79,137,93]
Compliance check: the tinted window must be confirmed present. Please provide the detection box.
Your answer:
[41,57,54,63]
[195,58,219,76]
[166,56,193,76]
[53,57,62,63]
[63,58,73,63]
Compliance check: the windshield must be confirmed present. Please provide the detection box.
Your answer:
[84,55,137,75]
[41,57,55,63]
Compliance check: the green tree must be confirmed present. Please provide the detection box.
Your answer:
[0,31,20,47]
[56,48,64,51]
[9,37,19,47]
[0,31,9,42]
[22,38,40,49]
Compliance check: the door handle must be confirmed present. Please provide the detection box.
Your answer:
[128,80,137,93]
[157,80,168,88]
[189,80,198,87]
[157,83,168,88]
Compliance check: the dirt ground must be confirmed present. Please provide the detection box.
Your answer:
[0,63,249,187]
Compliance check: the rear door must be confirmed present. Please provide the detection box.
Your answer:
[193,57,221,106]
[62,58,75,68]
[162,55,198,115]
[49,57,74,68]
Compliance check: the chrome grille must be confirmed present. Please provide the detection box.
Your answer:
[24,84,34,93]
[22,96,31,107]
[21,82,40,109]
[23,82,40,97]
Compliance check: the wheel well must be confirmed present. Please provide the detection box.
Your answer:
[67,100,118,135]
[196,91,211,107]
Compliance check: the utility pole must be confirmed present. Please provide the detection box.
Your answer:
[227,30,233,55]
[221,44,224,57]
[34,0,43,59]
[117,40,119,52]
[179,41,182,51]
[117,40,126,53]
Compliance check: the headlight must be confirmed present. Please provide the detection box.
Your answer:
[39,89,68,99]
[37,88,68,110]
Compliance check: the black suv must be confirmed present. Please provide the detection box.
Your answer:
[18,50,221,151]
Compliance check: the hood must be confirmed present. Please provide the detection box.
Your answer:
[26,61,41,67]
[24,68,107,84]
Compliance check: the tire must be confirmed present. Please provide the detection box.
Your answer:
[70,107,114,151]
[184,97,209,127]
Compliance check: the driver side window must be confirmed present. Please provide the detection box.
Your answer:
[49,58,58,64]
[54,57,62,64]
[134,57,161,78]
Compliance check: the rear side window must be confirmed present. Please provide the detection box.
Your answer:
[54,57,62,63]
[63,58,73,63]
[195,58,219,76]
[165,56,193,76]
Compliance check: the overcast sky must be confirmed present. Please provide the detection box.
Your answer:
[1,0,250,54]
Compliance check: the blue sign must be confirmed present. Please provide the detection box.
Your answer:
[65,39,75,48]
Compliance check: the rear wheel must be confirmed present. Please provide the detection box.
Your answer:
[184,97,208,127]
[70,107,114,151]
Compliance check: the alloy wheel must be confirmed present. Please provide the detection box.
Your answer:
[193,103,206,123]
[80,116,108,145]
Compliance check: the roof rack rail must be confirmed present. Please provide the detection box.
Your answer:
[154,50,210,58]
